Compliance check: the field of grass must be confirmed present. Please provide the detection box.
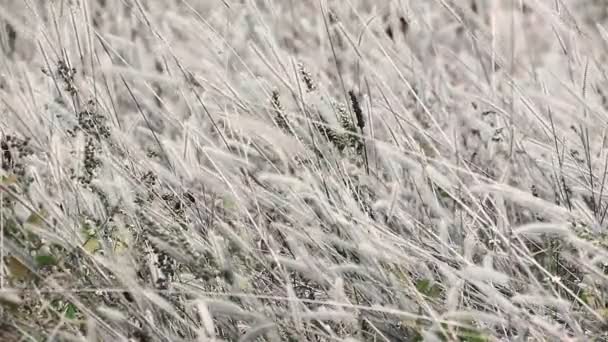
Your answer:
[1,0,608,340]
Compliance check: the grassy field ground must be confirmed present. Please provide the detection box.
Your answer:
[1,0,608,341]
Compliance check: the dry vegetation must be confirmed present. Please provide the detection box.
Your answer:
[1,0,608,341]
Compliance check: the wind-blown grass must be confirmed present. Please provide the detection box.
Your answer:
[1,0,608,341]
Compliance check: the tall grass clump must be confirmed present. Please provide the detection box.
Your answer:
[1,0,608,341]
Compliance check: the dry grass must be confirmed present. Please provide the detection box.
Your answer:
[1,0,608,341]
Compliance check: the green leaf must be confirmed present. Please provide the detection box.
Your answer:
[579,290,591,305]
[435,324,490,342]
[0,174,18,185]
[458,328,490,342]
[35,254,57,268]
[223,197,236,210]
[83,237,101,254]
[416,278,442,298]
[436,187,450,199]
[64,302,78,320]
[26,209,47,226]
[599,309,608,320]
[113,239,128,254]
[6,256,35,281]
